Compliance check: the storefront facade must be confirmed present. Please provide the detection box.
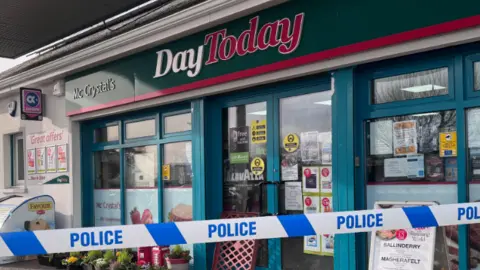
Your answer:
[1,0,477,269]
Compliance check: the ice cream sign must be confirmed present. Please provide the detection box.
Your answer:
[154,13,305,79]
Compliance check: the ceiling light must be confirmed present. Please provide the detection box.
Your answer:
[412,112,439,117]
[248,110,267,116]
[314,100,332,106]
[401,84,446,93]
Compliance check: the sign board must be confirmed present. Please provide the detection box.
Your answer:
[369,201,438,270]
[20,88,43,121]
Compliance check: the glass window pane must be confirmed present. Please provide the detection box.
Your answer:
[222,102,268,267]
[165,113,192,133]
[94,149,121,226]
[278,91,333,269]
[163,141,193,260]
[468,107,480,268]
[475,62,480,91]
[373,67,448,104]
[366,110,457,269]
[94,125,119,143]
[126,119,156,139]
[17,138,24,181]
[125,146,158,225]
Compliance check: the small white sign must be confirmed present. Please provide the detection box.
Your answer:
[285,182,302,211]
[384,158,407,178]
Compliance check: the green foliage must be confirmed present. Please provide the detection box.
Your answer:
[103,250,116,263]
[167,245,191,261]
[84,250,103,264]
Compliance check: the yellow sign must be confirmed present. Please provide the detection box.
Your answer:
[28,202,53,212]
[283,133,299,152]
[439,131,457,157]
[162,164,171,181]
[251,157,265,176]
[251,120,267,144]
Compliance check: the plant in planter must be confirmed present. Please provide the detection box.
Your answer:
[53,253,69,269]
[62,253,84,270]
[93,258,110,270]
[110,249,136,270]
[83,250,103,270]
[165,246,191,270]
[37,253,54,266]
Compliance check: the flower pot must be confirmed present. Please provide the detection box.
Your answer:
[94,265,106,270]
[53,258,67,269]
[83,264,94,270]
[166,258,189,270]
[37,255,53,266]
[67,265,83,270]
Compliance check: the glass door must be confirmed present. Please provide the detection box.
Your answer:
[276,90,334,270]
[222,100,272,268]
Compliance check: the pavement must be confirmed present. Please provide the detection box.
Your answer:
[0,260,51,270]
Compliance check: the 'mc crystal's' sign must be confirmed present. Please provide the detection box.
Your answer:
[154,13,305,79]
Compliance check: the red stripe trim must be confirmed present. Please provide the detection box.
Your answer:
[67,15,480,116]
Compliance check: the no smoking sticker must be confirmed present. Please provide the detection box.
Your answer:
[250,157,265,176]
[283,133,299,152]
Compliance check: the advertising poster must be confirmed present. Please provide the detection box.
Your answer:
[439,131,457,157]
[27,149,36,174]
[407,154,425,179]
[369,201,437,270]
[163,188,193,222]
[444,157,457,182]
[384,158,407,178]
[57,144,68,173]
[303,195,321,254]
[26,130,69,184]
[126,189,158,225]
[229,127,250,164]
[285,182,302,211]
[393,120,417,156]
[20,87,43,121]
[36,148,46,174]
[302,167,320,193]
[94,190,121,227]
[370,120,394,155]
[281,153,298,181]
[301,131,320,162]
[320,167,332,194]
[251,120,266,144]
[0,196,55,233]
[321,142,332,164]
[46,146,56,173]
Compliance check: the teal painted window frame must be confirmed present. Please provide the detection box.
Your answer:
[204,75,339,270]
[352,43,480,270]
[81,101,207,269]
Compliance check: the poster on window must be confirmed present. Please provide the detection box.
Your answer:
[320,167,332,194]
[46,146,56,173]
[393,120,417,156]
[27,149,36,174]
[302,167,320,193]
[369,201,437,270]
[301,131,320,162]
[229,127,250,164]
[370,120,393,155]
[303,195,321,254]
[163,187,193,222]
[94,189,121,227]
[281,153,298,181]
[26,129,69,184]
[439,131,457,157]
[57,144,68,173]
[36,148,46,174]
[468,108,480,148]
[125,189,158,225]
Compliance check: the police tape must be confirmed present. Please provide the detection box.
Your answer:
[1,202,480,257]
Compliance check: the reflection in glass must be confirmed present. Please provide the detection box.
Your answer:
[373,68,448,104]
[367,110,457,183]
[94,125,119,143]
[279,91,334,269]
[94,150,120,188]
[165,113,192,134]
[223,102,268,267]
[126,119,156,139]
[125,146,158,188]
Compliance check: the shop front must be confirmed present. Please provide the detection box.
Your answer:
[60,0,480,269]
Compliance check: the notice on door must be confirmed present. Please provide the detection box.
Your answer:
[439,131,457,157]
[369,201,437,270]
[251,120,266,144]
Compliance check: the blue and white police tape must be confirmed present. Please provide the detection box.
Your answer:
[1,202,480,257]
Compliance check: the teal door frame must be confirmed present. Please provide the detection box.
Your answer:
[204,74,348,269]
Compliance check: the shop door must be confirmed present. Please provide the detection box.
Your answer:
[219,81,333,270]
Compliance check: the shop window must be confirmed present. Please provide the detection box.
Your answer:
[373,67,449,104]
[93,149,121,226]
[164,112,192,134]
[474,62,480,91]
[94,125,119,143]
[366,110,457,183]
[467,107,480,266]
[11,133,24,186]
[125,145,158,225]
[125,119,156,139]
